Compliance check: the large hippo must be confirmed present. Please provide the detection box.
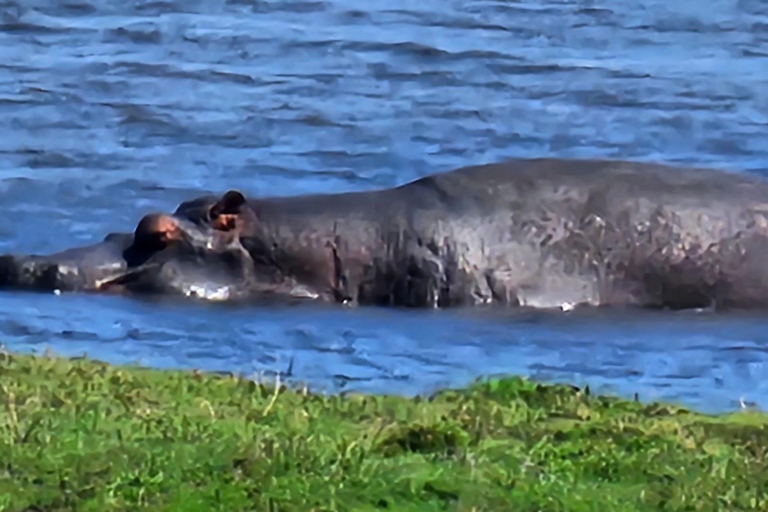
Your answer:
[3,158,768,311]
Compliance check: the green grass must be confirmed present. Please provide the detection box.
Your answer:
[1,351,768,511]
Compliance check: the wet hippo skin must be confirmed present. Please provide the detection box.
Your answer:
[3,158,768,311]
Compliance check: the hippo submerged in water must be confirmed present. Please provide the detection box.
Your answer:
[3,158,768,311]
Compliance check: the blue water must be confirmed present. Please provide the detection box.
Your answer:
[1,0,767,413]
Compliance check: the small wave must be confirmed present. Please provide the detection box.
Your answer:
[104,22,163,45]
[106,61,259,86]
[228,0,329,14]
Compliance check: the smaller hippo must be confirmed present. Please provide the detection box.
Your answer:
[0,206,312,302]
[4,158,768,311]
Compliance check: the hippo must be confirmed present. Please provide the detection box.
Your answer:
[0,207,311,303]
[3,158,768,311]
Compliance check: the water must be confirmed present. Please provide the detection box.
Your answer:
[1,0,767,414]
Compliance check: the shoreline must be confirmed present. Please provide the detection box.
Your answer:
[2,350,767,510]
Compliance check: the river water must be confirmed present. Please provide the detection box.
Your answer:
[1,0,767,414]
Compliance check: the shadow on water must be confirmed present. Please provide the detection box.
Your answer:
[1,0,768,413]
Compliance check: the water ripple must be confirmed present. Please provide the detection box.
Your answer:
[0,0,767,412]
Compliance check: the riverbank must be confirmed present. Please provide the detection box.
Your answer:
[1,351,767,511]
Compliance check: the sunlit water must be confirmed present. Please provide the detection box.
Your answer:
[1,0,767,413]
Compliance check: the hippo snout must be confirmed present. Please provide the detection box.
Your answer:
[0,234,136,294]
[0,255,16,287]
[0,254,86,292]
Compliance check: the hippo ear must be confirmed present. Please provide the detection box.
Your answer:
[209,189,253,232]
[209,189,247,217]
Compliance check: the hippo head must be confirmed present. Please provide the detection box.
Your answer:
[172,189,341,303]
[0,190,324,303]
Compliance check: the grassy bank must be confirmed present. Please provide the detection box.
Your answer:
[1,352,768,511]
